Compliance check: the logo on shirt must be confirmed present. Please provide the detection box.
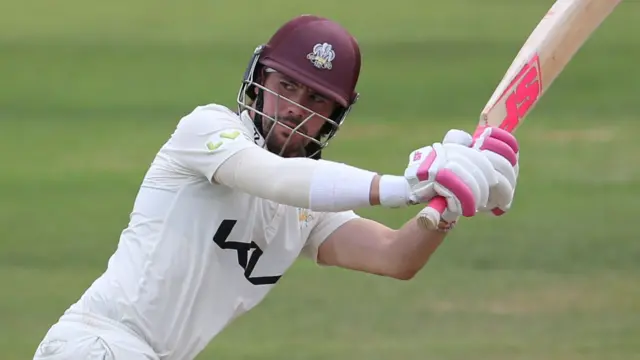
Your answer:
[213,219,282,286]
[205,130,242,152]
[298,208,314,229]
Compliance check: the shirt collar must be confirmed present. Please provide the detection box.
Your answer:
[239,110,265,148]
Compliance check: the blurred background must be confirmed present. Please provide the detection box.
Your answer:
[1,0,639,359]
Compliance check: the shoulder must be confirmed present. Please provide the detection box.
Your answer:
[176,103,245,134]
[167,103,262,150]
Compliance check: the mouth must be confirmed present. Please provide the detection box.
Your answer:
[280,121,301,130]
[276,121,308,137]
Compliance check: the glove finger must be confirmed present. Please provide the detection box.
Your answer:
[433,183,463,215]
[446,152,490,207]
[408,182,437,204]
[446,162,485,209]
[489,172,514,208]
[433,168,477,217]
[479,127,519,154]
[448,144,498,187]
[443,129,473,146]
[474,136,518,166]
[483,151,517,188]
[441,208,461,223]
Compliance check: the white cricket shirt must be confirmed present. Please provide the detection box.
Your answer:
[64,104,359,359]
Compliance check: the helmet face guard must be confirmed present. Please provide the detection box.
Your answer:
[237,46,357,159]
[236,15,361,159]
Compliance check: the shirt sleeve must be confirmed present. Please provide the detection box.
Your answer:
[161,104,259,182]
[300,210,361,263]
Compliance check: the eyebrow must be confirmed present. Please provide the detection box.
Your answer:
[281,76,329,100]
[279,74,299,86]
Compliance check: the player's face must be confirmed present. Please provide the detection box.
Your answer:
[259,72,337,158]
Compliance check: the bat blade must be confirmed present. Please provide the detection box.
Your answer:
[418,0,623,230]
[480,0,623,133]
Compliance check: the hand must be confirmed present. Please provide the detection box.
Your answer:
[403,133,498,222]
[444,127,520,216]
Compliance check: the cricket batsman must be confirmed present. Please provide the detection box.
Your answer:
[33,14,520,360]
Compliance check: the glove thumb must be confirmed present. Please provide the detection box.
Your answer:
[443,129,473,146]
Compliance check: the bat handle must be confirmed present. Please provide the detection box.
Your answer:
[417,196,448,230]
[416,125,489,230]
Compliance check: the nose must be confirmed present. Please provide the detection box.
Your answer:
[284,92,311,119]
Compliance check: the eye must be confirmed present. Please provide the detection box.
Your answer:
[310,93,327,104]
[280,81,296,92]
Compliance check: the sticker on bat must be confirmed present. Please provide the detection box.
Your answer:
[501,54,542,132]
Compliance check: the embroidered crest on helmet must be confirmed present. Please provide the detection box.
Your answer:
[306,43,335,70]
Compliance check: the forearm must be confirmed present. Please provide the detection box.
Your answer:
[387,217,449,279]
[214,147,410,211]
[316,214,450,280]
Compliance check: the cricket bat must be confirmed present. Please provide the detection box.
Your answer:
[418,0,623,230]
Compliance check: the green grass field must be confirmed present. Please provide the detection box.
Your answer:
[2,0,640,359]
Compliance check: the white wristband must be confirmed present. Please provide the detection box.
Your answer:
[309,160,377,212]
[378,175,411,208]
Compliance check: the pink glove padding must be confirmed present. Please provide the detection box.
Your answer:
[450,126,519,216]
[404,140,497,221]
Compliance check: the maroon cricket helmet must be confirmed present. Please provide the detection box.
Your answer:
[237,15,362,159]
[259,14,361,108]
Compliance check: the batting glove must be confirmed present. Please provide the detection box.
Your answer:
[403,132,498,222]
[444,127,520,216]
